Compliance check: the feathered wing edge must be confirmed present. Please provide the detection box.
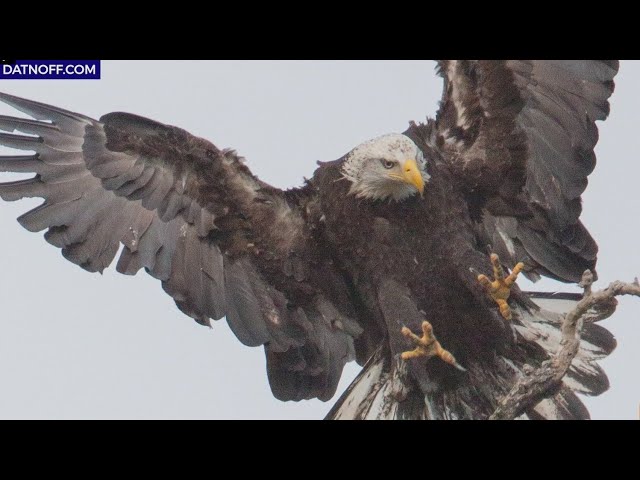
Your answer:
[326,293,616,420]
[426,60,619,284]
[0,91,361,402]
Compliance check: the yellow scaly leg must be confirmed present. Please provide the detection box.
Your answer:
[400,321,466,372]
[477,253,525,321]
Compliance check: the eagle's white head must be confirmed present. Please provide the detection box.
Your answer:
[341,133,430,202]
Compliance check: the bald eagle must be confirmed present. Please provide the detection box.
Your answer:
[0,60,619,420]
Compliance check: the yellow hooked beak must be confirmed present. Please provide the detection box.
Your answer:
[402,159,425,196]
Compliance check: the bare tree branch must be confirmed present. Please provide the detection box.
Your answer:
[489,270,640,420]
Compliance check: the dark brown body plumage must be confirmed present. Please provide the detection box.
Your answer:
[306,137,514,396]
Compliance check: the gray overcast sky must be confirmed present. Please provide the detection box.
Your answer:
[0,61,637,420]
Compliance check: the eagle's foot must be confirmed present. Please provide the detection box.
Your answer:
[477,253,525,321]
[400,321,466,372]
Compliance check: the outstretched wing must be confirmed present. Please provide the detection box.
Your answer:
[0,92,361,401]
[425,60,618,282]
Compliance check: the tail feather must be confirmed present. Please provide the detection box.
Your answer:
[514,292,616,398]
[326,347,397,420]
[327,292,615,420]
[529,386,591,420]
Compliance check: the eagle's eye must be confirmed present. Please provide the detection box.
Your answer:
[381,159,396,169]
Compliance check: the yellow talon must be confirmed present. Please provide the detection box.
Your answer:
[400,321,466,371]
[477,253,525,321]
